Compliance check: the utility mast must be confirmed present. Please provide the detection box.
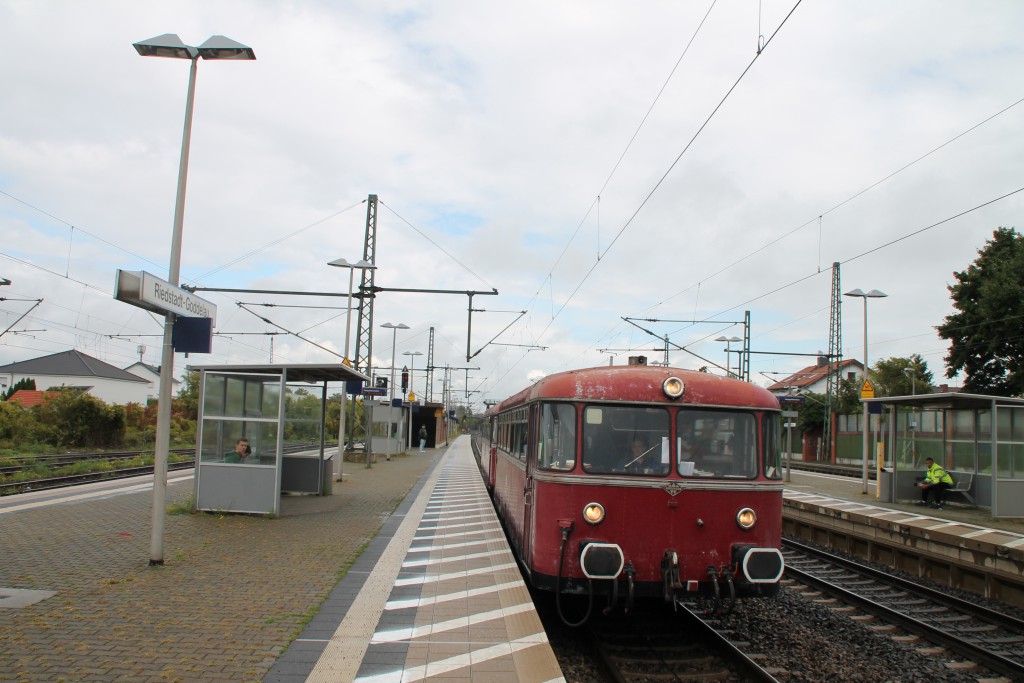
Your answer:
[353,195,378,375]
[823,262,842,461]
[426,326,436,402]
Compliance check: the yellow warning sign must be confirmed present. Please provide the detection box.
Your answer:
[860,379,875,399]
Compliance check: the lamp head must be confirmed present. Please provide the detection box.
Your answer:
[133,34,197,59]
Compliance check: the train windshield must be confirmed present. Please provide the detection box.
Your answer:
[677,410,757,478]
[582,406,670,476]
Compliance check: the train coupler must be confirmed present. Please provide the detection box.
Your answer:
[623,562,635,615]
[661,549,683,602]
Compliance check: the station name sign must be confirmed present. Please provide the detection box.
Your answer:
[114,270,217,324]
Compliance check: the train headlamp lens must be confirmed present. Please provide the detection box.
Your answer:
[736,507,757,530]
[662,377,684,399]
[583,502,605,525]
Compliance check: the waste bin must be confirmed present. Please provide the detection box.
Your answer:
[322,454,334,495]
[877,468,893,502]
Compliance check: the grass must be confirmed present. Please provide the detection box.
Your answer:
[166,493,196,515]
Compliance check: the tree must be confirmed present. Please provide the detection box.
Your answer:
[873,355,933,397]
[937,227,1024,396]
[3,377,36,401]
[31,390,126,448]
[175,370,200,419]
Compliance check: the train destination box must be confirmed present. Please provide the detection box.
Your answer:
[114,269,217,324]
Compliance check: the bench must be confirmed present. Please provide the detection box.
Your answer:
[945,471,975,506]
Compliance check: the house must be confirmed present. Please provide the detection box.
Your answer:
[766,357,864,395]
[6,390,60,407]
[0,350,150,405]
[124,361,179,403]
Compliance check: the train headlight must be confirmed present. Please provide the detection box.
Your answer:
[662,376,685,399]
[736,507,757,530]
[583,502,606,525]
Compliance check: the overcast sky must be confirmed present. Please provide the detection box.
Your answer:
[2,1,1023,407]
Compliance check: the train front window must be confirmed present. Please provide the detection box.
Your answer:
[677,411,757,478]
[537,403,576,471]
[582,406,670,476]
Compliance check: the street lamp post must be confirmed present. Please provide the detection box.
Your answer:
[381,323,409,464]
[134,33,255,566]
[844,288,888,494]
[715,336,742,378]
[328,258,375,479]
[403,350,423,451]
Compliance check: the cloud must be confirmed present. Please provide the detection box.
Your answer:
[2,1,1024,406]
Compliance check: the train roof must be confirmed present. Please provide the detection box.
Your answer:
[495,365,780,412]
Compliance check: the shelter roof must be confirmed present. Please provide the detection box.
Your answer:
[863,392,1024,410]
[187,362,370,384]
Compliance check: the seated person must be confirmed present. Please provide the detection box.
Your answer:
[916,457,952,509]
[224,438,252,463]
[622,437,666,474]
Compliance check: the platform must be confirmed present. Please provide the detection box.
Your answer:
[0,438,561,683]
[783,468,1024,605]
[269,437,563,682]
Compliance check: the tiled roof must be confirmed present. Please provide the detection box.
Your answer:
[0,350,146,383]
[766,358,862,392]
[6,390,60,407]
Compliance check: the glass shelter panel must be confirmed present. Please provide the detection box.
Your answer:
[203,374,225,415]
[282,386,324,451]
[582,406,669,475]
[199,372,282,464]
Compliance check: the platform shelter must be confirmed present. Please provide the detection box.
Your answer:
[865,392,1024,518]
[189,363,369,515]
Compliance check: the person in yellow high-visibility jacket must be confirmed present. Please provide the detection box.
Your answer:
[916,457,953,509]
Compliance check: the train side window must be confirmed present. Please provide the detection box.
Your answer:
[764,413,783,479]
[538,403,576,471]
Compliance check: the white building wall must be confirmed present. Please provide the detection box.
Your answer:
[3,372,149,405]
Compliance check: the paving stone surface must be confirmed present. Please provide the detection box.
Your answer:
[0,449,441,683]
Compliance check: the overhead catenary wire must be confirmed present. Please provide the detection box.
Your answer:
[521,0,804,352]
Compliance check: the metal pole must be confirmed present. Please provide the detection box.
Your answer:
[336,266,355,480]
[785,420,793,483]
[386,327,397,463]
[861,296,870,494]
[366,398,374,469]
[150,55,198,566]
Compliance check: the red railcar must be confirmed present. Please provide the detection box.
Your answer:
[474,364,784,621]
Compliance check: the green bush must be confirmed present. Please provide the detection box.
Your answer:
[30,390,126,449]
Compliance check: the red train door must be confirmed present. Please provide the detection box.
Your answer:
[522,404,539,567]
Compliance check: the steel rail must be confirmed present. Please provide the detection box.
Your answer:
[783,539,1024,679]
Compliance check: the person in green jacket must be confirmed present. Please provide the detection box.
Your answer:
[916,457,953,509]
[224,437,251,464]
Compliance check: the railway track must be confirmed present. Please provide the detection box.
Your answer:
[587,603,781,682]
[785,459,872,479]
[0,448,194,476]
[1,441,336,495]
[783,537,1024,680]
[0,458,196,495]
